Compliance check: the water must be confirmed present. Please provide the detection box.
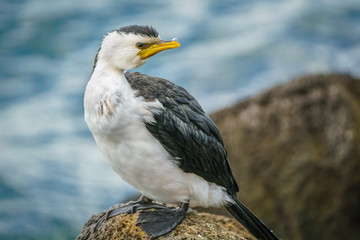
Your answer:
[0,0,359,239]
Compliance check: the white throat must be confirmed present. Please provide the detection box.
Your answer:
[84,58,133,136]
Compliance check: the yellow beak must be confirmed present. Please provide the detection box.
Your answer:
[138,40,180,59]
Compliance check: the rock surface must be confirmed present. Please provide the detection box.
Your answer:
[76,204,255,240]
[210,74,360,240]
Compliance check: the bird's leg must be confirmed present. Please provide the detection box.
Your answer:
[136,202,189,239]
[95,194,167,230]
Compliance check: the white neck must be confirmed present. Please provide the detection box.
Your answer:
[89,58,132,93]
[92,57,125,80]
[84,58,132,120]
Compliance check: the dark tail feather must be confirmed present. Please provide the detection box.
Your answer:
[225,198,279,240]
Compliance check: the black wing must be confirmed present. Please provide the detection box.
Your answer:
[126,72,239,194]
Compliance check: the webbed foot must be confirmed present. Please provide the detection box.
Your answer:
[95,195,167,230]
[136,202,189,239]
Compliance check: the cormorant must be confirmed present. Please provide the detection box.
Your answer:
[84,25,278,240]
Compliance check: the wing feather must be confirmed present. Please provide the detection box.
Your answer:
[126,72,239,194]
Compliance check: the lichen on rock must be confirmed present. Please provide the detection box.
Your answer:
[76,205,255,240]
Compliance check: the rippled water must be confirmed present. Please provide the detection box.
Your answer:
[1,0,359,239]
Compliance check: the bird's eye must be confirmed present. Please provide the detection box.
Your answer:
[136,42,144,48]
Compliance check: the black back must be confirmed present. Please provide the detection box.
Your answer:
[126,72,239,195]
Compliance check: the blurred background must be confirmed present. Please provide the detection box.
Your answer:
[0,0,359,239]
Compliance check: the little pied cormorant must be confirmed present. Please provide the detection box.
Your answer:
[84,25,279,240]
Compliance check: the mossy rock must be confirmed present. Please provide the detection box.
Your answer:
[76,204,255,240]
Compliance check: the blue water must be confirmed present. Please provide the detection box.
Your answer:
[0,0,359,239]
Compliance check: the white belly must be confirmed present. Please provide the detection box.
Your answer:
[93,122,191,204]
[92,119,233,208]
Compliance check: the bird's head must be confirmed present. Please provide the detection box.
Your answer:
[95,25,180,71]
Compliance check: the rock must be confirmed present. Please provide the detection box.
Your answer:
[210,74,360,240]
[76,204,255,240]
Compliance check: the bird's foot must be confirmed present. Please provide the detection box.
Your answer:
[94,195,167,230]
[136,202,189,239]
